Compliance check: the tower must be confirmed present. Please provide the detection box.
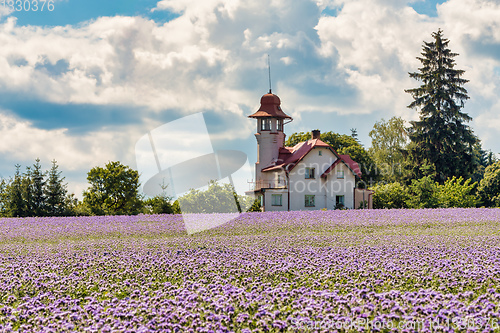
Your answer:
[248,92,292,189]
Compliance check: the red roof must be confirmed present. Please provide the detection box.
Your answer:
[248,93,292,119]
[261,139,362,177]
[321,154,362,178]
[262,138,334,172]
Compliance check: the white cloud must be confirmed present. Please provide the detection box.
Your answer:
[315,1,437,115]
[0,110,131,169]
[0,109,151,196]
[1,0,500,160]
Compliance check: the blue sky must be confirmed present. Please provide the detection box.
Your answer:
[0,0,499,197]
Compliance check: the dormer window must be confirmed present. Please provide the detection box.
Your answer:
[260,118,271,131]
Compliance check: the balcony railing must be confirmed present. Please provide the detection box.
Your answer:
[248,179,287,191]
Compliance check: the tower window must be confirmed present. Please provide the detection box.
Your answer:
[260,118,271,131]
[277,119,283,131]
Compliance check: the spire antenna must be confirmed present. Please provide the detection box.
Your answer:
[267,54,272,94]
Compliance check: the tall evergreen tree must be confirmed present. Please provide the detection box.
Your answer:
[22,166,34,216]
[31,158,46,216]
[8,165,25,217]
[405,29,478,183]
[0,177,7,217]
[45,160,68,216]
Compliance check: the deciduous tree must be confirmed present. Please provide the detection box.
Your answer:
[369,117,408,183]
[83,161,142,215]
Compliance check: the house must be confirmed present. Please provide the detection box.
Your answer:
[247,92,373,211]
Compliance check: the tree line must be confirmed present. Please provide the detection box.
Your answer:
[0,159,76,217]
[1,30,499,216]
[0,160,260,217]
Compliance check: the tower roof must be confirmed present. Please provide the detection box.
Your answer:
[248,93,292,119]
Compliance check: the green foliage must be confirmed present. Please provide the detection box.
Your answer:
[405,29,478,183]
[0,178,7,216]
[22,166,34,216]
[143,196,174,214]
[371,182,409,209]
[286,131,359,153]
[7,165,25,217]
[436,176,477,208]
[31,158,46,216]
[369,117,408,183]
[477,162,500,207]
[247,198,262,212]
[45,160,68,216]
[285,131,378,183]
[178,180,254,214]
[142,181,175,215]
[83,161,143,215]
[406,176,440,208]
[372,176,477,209]
[172,200,181,214]
[471,143,498,183]
[0,160,76,217]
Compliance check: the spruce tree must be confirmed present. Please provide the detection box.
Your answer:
[45,160,67,216]
[31,158,46,216]
[8,165,25,217]
[22,166,34,216]
[405,29,478,183]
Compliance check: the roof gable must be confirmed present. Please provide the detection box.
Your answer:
[262,138,337,172]
[321,154,362,178]
[261,139,362,178]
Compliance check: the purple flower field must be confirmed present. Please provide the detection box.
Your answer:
[1,208,500,332]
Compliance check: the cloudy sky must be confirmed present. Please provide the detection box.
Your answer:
[0,0,499,197]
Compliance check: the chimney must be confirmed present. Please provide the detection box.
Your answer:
[311,129,321,140]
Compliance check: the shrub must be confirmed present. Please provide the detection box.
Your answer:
[437,176,477,208]
[477,162,500,207]
[371,182,409,209]
[406,176,440,208]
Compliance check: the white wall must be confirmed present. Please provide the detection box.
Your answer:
[262,189,288,212]
[286,147,356,210]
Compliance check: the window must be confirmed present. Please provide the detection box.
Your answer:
[337,170,344,179]
[336,195,345,208]
[271,194,282,206]
[305,167,315,179]
[305,195,315,207]
[318,150,322,156]
[260,118,271,131]
[277,119,283,131]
